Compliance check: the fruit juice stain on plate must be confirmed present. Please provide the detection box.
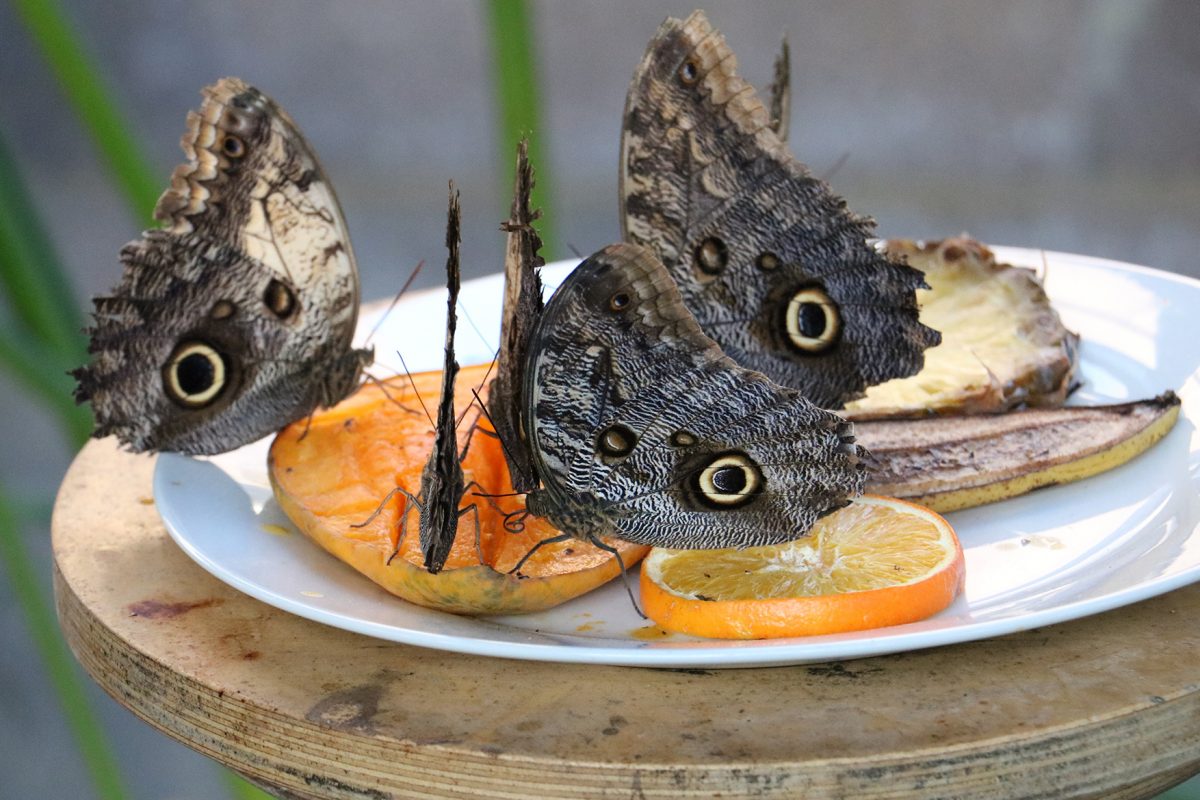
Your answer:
[631,625,674,640]
[301,591,324,598]
[574,612,601,633]
[261,523,291,536]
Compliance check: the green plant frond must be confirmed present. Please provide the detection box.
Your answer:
[0,486,129,800]
[12,0,161,222]
[0,129,85,359]
[0,328,91,446]
[485,0,555,258]
[224,771,276,800]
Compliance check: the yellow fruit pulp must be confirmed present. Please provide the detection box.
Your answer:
[646,496,959,601]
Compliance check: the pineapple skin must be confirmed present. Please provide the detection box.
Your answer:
[845,236,1078,419]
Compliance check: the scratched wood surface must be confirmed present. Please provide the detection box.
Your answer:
[53,438,1200,799]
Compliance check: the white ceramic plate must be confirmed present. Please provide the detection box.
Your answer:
[155,247,1200,668]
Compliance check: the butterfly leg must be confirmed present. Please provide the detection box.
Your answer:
[386,488,423,566]
[507,532,573,577]
[351,486,406,529]
[455,501,484,566]
[467,386,540,496]
[585,533,646,620]
[457,406,489,462]
[295,411,316,442]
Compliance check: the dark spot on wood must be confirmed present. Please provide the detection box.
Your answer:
[305,684,384,735]
[128,598,222,619]
[805,662,883,680]
[242,651,261,661]
[629,771,647,799]
[278,766,388,800]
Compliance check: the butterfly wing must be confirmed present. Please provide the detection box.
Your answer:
[620,11,940,409]
[487,140,545,493]
[417,186,467,574]
[74,77,371,454]
[523,243,864,550]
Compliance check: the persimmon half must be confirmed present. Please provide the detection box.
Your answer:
[268,363,647,615]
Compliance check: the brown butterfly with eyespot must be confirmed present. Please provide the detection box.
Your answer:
[620,11,940,409]
[488,143,865,562]
[73,77,371,455]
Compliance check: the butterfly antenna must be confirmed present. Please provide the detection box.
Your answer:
[457,299,494,355]
[821,151,851,182]
[586,533,645,619]
[396,349,436,429]
[454,347,501,429]
[365,260,425,347]
[967,348,1005,397]
[470,386,521,470]
[362,372,422,416]
[460,478,505,516]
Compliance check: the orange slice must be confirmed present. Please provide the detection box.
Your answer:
[269,363,647,615]
[640,495,965,639]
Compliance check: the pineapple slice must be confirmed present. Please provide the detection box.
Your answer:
[844,237,1078,419]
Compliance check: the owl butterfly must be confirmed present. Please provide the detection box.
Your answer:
[488,146,864,553]
[389,185,477,574]
[620,11,941,409]
[73,77,372,455]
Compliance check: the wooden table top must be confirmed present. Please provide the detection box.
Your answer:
[53,439,1200,799]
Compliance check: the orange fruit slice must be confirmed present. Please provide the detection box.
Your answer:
[269,363,647,615]
[640,495,965,639]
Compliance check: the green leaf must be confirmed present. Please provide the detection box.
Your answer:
[0,487,129,800]
[224,771,276,800]
[0,128,85,359]
[485,0,556,257]
[11,0,161,221]
[0,327,91,445]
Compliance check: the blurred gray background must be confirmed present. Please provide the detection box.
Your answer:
[2,1,1199,797]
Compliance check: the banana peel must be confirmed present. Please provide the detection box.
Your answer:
[857,392,1181,513]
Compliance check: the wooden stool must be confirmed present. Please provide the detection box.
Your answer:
[53,439,1200,799]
